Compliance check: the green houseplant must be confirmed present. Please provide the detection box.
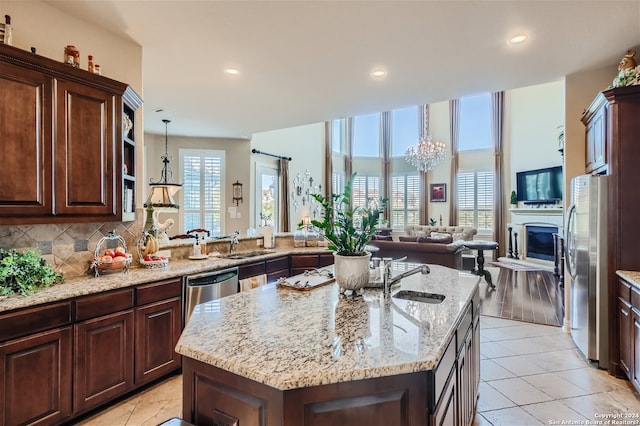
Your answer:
[310,172,387,294]
[0,248,64,296]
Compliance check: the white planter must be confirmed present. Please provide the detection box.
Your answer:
[333,252,371,295]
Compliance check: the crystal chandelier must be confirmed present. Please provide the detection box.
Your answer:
[404,105,447,172]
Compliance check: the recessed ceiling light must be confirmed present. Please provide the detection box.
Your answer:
[225,68,239,75]
[370,69,387,78]
[509,34,528,44]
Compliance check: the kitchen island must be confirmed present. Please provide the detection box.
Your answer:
[176,264,481,426]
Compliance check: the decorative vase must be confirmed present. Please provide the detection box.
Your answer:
[333,252,371,296]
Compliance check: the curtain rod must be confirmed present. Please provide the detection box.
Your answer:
[251,148,292,161]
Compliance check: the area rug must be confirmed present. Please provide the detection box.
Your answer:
[487,261,544,271]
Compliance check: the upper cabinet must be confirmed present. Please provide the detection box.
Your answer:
[582,93,608,175]
[0,44,142,224]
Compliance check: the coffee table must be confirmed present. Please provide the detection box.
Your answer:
[463,241,499,289]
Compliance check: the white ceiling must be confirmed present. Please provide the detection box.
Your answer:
[47,0,639,139]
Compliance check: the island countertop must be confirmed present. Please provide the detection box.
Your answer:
[175,264,480,391]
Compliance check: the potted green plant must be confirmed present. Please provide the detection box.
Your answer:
[510,190,518,206]
[311,172,387,295]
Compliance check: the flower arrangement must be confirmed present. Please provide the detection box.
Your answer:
[310,172,387,256]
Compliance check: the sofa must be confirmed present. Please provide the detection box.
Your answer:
[367,226,477,269]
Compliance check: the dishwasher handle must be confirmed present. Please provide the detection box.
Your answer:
[186,267,238,286]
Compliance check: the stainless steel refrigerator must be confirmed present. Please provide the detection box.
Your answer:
[565,174,609,368]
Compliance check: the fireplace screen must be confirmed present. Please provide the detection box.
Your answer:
[525,225,558,261]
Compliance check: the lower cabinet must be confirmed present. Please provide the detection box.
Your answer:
[0,278,182,425]
[0,326,73,426]
[74,310,135,413]
[134,279,182,385]
[618,277,640,394]
[432,368,458,426]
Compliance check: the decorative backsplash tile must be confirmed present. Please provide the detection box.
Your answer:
[0,210,144,278]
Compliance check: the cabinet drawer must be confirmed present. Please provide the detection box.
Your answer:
[74,288,134,321]
[136,278,182,306]
[632,286,640,309]
[0,301,71,342]
[266,256,289,274]
[238,261,266,279]
[619,279,632,302]
[472,288,481,318]
[318,253,334,267]
[291,254,318,268]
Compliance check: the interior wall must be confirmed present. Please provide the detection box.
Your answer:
[251,123,325,232]
[426,101,452,226]
[145,133,251,236]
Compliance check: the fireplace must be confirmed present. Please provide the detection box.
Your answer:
[525,225,558,261]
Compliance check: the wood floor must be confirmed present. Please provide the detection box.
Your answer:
[479,266,564,327]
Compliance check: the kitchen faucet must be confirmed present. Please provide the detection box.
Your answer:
[212,231,240,254]
[383,256,430,295]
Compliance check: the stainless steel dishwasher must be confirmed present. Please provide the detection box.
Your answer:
[183,266,239,324]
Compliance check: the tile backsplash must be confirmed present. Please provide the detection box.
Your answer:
[0,211,144,278]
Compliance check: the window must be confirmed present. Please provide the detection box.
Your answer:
[458,93,492,151]
[351,174,380,227]
[255,163,278,230]
[180,149,224,234]
[352,113,381,157]
[391,106,420,157]
[390,174,421,230]
[331,118,346,154]
[457,171,494,231]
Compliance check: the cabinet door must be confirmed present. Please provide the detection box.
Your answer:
[632,308,640,393]
[135,297,182,385]
[0,61,53,218]
[74,310,134,413]
[432,368,458,426]
[458,327,473,426]
[55,79,118,218]
[585,104,606,173]
[0,326,72,426]
[619,297,633,380]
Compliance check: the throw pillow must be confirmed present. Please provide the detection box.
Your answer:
[398,236,418,242]
[418,232,453,244]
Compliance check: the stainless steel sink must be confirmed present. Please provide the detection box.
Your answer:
[223,250,273,260]
[392,290,446,304]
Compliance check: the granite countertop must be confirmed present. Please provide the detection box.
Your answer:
[0,247,331,314]
[175,264,480,391]
[616,270,640,290]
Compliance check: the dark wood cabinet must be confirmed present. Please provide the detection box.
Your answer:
[290,253,332,276]
[584,95,607,174]
[0,326,72,426]
[618,276,640,394]
[0,43,141,224]
[432,368,457,426]
[0,60,53,217]
[0,278,182,424]
[73,310,135,413]
[583,86,640,378]
[632,307,640,391]
[134,278,183,385]
[266,255,290,282]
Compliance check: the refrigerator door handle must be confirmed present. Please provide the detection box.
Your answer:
[565,203,577,279]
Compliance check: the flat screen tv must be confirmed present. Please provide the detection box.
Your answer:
[516,166,563,203]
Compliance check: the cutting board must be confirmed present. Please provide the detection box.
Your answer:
[277,273,335,291]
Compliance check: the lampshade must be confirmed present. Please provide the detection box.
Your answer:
[145,118,182,210]
[145,185,180,211]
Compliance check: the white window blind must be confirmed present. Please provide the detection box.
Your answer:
[457,171,494,231]
[180,149,224,234]
[390,174,420,230]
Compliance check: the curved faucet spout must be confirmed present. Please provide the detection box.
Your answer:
[383,262,430,295]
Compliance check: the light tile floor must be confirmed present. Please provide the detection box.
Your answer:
[79,316,640,425]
